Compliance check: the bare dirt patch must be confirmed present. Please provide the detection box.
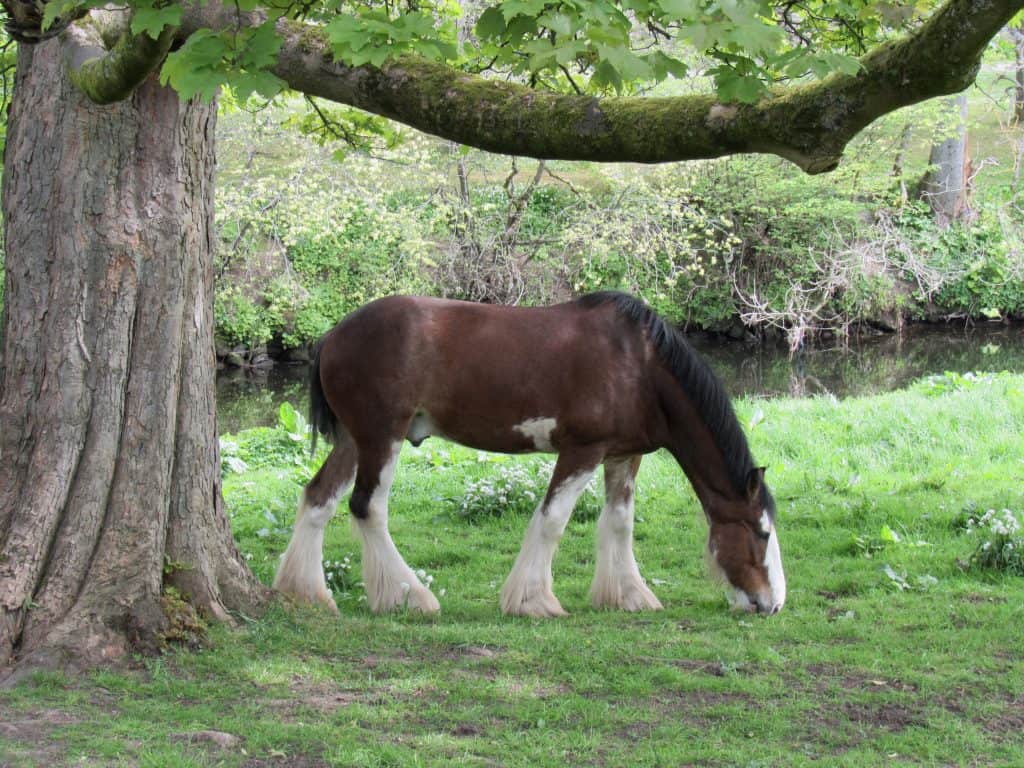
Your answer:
[442,644,504,661]
[658,690,759,728]
[963,593,1008,604]
[804,663,917,693]
[978,696,1024,742]
[361,649,412,669]
[840,700,923,732]
[270,679,394,715]
[0,708,76,765]
[668,659,728,676]
[450,722,483,737]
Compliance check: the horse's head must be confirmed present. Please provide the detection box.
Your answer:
[705,467,786,615]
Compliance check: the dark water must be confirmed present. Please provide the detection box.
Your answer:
[216,322,1024,434]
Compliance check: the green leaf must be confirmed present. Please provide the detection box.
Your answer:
[475,7,507,39]
[650,51,689,80]
[879,524,901,544]
[130,3,183,39]
[554,40,587,66]
[591,59,623,93]
[41,0,81,32]
[238,22,283,70]
[501,0,549,22]
[715,70,764,103]
[326,14,375,57]
[822,52,863,76]
[231,70,286,102]
[538,11,573,37]
[659,0,702,20]
[160,30,228,101]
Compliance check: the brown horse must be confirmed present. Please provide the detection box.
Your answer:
[273,292,786,617]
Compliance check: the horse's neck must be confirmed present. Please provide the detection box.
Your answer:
[658,377,740,513]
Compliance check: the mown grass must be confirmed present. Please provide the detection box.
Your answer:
[2,373,1023,767]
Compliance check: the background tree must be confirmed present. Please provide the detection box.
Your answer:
[922,93,972,225]
[1010,19,1024,123]
[1,0,1020,672]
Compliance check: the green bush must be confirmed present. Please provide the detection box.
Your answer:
[214,287,273,349]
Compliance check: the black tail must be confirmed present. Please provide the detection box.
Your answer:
[309,340,338,454]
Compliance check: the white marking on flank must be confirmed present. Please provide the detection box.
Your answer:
[513,418,558,452]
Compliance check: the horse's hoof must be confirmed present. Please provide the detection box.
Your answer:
[501,589,568,618]
[276,587,340,615]
[590,575,663,612]
[406,585,441,614]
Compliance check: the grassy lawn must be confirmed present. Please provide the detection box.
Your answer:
[2,373,1023,767]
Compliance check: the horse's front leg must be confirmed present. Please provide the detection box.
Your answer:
[500,448,603,618]
[351,440,440,614]
[590,455,663,611]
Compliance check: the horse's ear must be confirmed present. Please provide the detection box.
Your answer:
[746,466,766,502]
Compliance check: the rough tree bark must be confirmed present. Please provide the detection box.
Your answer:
[0,38,266,671]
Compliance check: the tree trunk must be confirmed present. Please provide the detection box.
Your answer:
[921,93,971,226]
[1012,24,1024,125]
[0,37,266,672]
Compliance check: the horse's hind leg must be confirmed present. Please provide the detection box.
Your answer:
[500,448,603,618]
[590,456,663,611]
[274,435,358,612]
[350,440,440,614]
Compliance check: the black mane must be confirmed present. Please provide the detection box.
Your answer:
[578,291,765,504]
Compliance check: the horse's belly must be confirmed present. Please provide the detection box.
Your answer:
[406,409,556,454]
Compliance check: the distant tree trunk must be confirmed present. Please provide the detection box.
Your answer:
[0,38,265,671]
[921,94,971,226]
[1011,24,1024,124]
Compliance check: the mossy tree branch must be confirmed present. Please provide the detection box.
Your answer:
[56,0,1024,165]
[63,11,174,105]
[183,0,1022,173]
[271,0,1022,172]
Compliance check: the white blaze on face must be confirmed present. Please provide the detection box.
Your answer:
[708,510,786,615]
[513,417,557,452]
[763,522,786,613]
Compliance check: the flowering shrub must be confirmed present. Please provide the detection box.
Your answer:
[324,555,357,595]
[964,509,1024,575]
[456,461,601,522]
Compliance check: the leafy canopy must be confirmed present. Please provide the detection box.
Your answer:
[39,0,938,103]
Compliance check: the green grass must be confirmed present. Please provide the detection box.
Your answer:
[3,374,1023,767]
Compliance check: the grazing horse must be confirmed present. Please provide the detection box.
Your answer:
[273,292,786,617]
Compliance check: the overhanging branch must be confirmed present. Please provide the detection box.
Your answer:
[231,0,1021,173]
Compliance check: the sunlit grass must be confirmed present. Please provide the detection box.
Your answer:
[2,373,1022,766]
